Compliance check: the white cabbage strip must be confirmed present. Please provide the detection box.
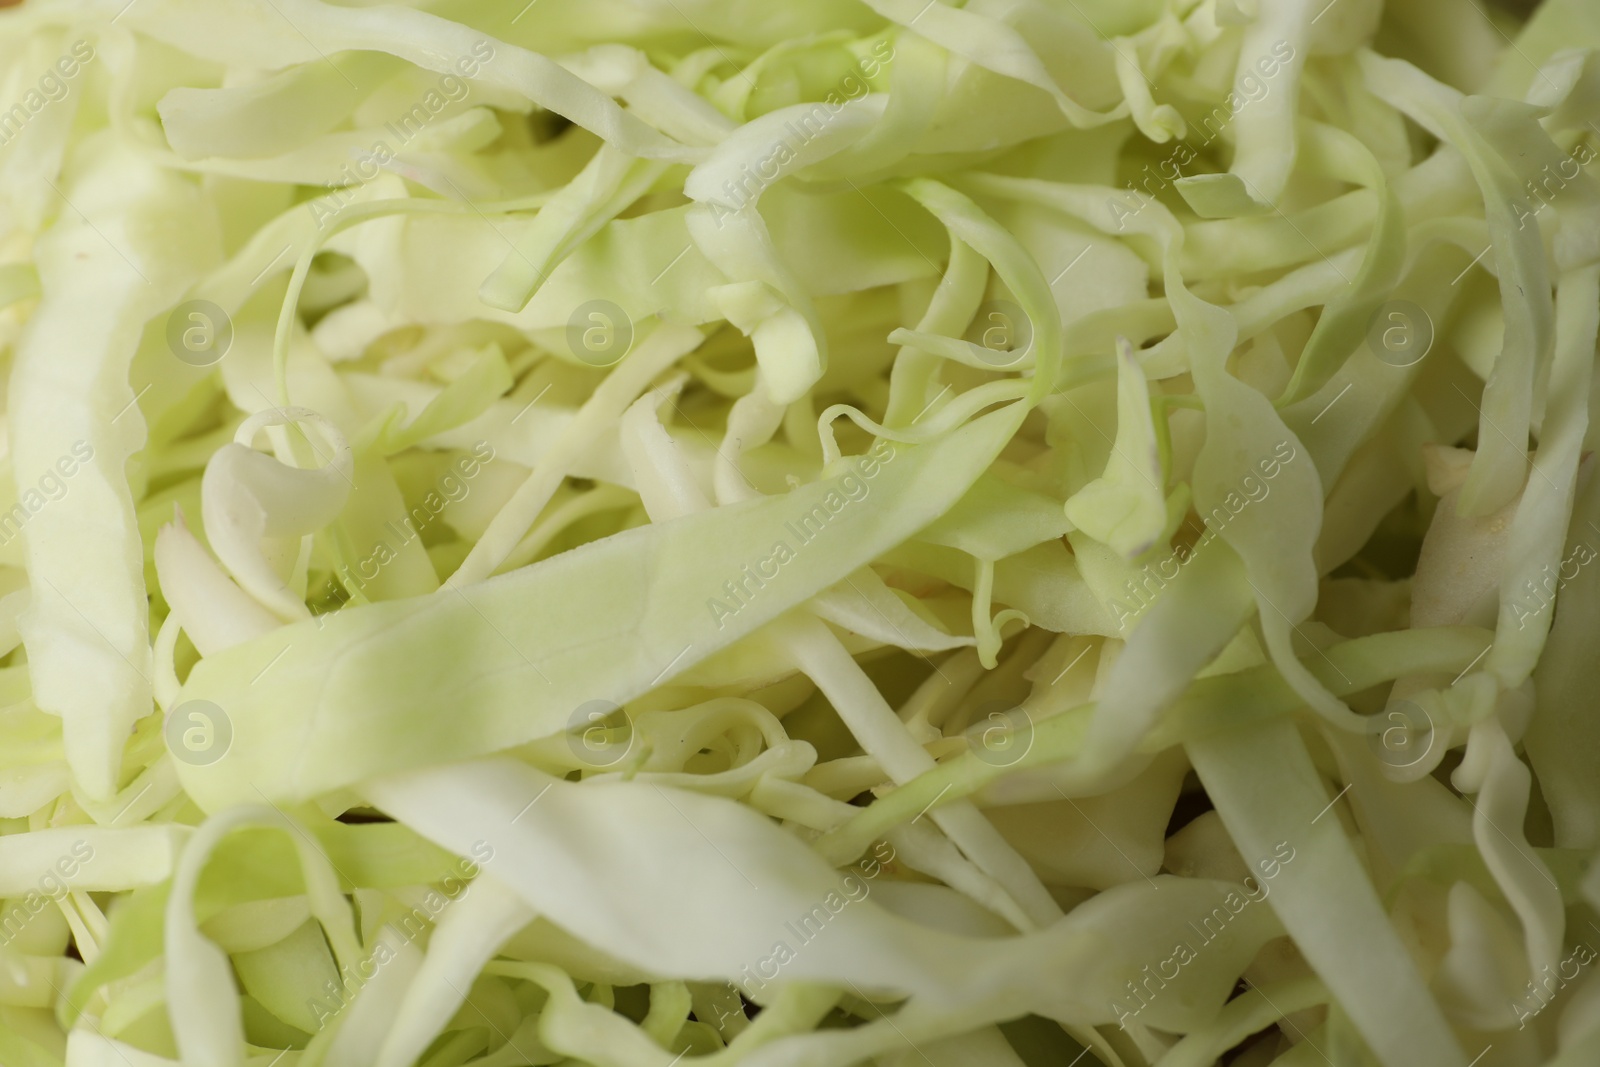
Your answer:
[0,1,1594,1066]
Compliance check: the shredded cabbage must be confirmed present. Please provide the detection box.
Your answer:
[0,0,1596,1065]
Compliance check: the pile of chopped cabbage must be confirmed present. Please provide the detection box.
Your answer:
[0,0,1598,1064]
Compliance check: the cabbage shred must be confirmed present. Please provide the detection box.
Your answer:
[0,0,1596,1065]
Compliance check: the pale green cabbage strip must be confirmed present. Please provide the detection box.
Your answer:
[0,0,1597,1066]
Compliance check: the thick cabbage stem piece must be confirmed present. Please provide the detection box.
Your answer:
[9,145,212,800]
